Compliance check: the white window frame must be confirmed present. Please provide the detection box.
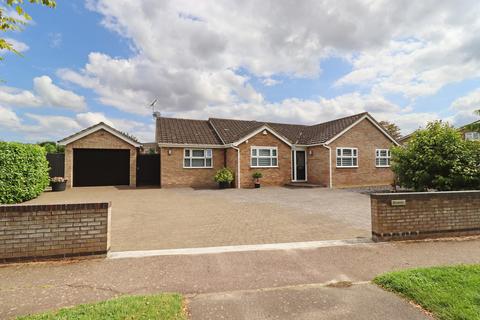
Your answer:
[375,149,391,167]
[250,146,278,168]
[183,149,213,168]
[336,147,358,168]
[465,132,480,141]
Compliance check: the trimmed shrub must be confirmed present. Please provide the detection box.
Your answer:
[0,142,50,204]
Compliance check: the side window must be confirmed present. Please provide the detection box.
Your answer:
[184,149,213,168]
[375,149,391,167]
[336,148,358,168]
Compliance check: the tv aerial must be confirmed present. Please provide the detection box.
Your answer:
[148,98,161,117]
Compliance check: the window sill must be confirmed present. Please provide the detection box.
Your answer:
[336,166,358,169]
[250,166,279,168]
[183,167,214,169]
[376,165,391,168]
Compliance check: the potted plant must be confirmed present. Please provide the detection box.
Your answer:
[252,171,263,188]
[50,177,67,192]
[214,168,234,189]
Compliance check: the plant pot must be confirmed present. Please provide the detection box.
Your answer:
[51,181,66,192]
[218,181,230,189]
[254,183,261,188]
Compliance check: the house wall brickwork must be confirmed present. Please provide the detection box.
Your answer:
[306,145,329,186]
[160,147,225,188]
[371,191,480,241]
[225,148,239,188]
[237,131,292,188]
[0,202,111,263]
[329,119,395,188]
[64,129,137,187]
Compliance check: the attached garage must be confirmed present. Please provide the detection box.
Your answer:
[59,122,142,188]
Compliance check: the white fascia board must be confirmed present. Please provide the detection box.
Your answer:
[158,143,226,148]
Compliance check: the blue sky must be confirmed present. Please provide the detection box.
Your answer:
[1,0,480,142]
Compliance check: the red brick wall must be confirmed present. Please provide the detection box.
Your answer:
[329,118,395,188]
[306,145,329,186]
[225,148,239,188]
[0,203,111,263]
[160,147,225,188]
[237,131,292,188]
[65,129,137,187]
[371,191,480,241]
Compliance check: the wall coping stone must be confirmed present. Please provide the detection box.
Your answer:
[371,190,480,198]
[0,202,111,212]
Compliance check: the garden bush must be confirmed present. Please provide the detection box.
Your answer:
[0,142,50,204]
[214,167,234,183]
[392,121,480,191]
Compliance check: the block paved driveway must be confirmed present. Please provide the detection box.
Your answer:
[28,186,371,251]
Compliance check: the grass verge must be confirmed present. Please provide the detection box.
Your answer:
[374,264,480,320]
[17,293,187,320]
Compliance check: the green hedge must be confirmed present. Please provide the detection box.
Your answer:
[0,142,50,204]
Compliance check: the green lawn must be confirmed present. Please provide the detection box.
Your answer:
[374,265,480,320]
[17,294,187,320]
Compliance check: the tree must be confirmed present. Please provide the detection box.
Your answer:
[391,121,480,191]
[1,0,56,59]
[38,141,64,153]
[379,121,401,140]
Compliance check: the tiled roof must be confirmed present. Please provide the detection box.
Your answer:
[156,117,223,145]
[156,112,374,146]
[299,112,368,144]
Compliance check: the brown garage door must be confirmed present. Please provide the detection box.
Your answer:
[73,149,130,187]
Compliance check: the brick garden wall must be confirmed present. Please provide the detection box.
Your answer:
[0,202,111,262]
[371,191,480,241]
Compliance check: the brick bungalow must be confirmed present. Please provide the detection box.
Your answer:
[58,112,399,189]
[157,112,399,188]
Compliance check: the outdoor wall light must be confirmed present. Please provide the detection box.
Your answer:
[168,149,172,155]
[309,150,313,156]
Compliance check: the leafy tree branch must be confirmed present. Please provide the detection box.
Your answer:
[1,0,56,60]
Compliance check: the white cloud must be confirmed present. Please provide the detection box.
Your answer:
[33,76,86,111]
[448,88,480,126]
[0,108,155,142]
[172,92,436,134]
[0,76,87,111]
[0,86,42,107]
[48,33,62,48]
[53,0,480,131]
[262,78,282,87]
[2,38,29,53]
[0,106,21,128]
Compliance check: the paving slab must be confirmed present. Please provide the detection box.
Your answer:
[1,239,479,319]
